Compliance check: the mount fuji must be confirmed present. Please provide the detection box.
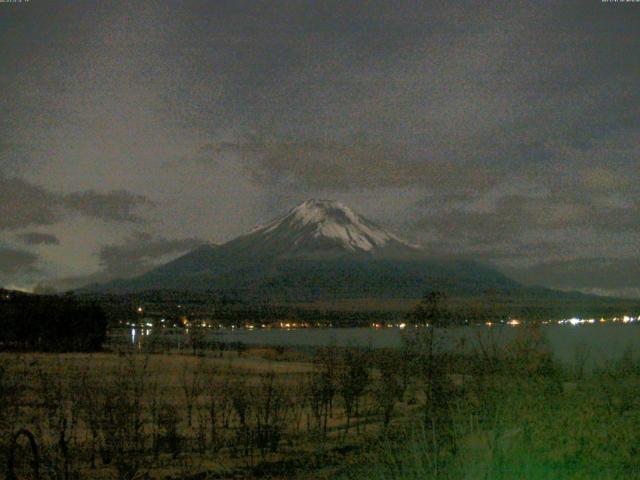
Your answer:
[210,199,421,260]
[87,199,519,300]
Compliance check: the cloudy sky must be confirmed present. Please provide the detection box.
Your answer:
[1,0,638,296]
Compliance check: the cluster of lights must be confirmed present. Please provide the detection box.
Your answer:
[124,306,640,333]
[558,317,595,326]
[277,322,310,329]
[558,315,638,326]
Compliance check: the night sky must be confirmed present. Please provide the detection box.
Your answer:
[1,1,638,297]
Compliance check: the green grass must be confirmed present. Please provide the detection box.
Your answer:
[342,362,640,480]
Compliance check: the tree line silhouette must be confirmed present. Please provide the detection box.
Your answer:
[0,290,107,352]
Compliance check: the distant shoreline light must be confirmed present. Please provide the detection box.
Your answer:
[557,316,637,326]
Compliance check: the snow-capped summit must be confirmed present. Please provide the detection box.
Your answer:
[88,198,521,298]
[248,199,418,254]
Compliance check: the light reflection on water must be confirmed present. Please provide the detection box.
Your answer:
[119,324,640,365]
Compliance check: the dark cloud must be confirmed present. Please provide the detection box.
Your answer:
[1,1,639,295]
[414,192,640,247]
[62,190,152,223]
[0,247,39,275]
[0,176,153,230]
[36,233,205,292]
[412,190,640,298]
[17,232,60,246]
[191,134,499,192]
[174,1,639,199]
[97,232,205,278]
[0,177,58,230]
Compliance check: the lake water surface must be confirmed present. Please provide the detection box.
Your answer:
[120,324,640,366]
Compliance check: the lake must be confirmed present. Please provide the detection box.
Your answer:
[116,324,640,366]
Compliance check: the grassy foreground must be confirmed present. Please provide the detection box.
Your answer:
[342,341,640,479]
[2,326,640,479]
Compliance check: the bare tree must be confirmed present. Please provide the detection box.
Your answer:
[35,358,80,480]
[228,374,253,460]
[95,355,150,480]
[180,358,204,429]
[202,365,232,453]
[373,351,403,428]
[338,348,370,435]
[187,326,207,356]
[308,350,337,438]
[405,290,453,428]
[157,402,182,458]
[252,372,290,457]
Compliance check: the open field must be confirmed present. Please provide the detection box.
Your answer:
[0,345,412,479]
[3,327,640,479]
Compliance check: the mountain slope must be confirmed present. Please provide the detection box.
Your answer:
[88,199,522,299]
[202,199,421,261]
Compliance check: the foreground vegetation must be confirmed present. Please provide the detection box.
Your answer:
[1,340,410,479]
[3,322,640,479]
[344,340,640,479]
